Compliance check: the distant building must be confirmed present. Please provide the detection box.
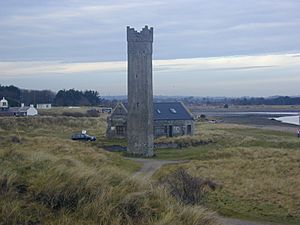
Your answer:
[0,97,8,109]
[106,102,195,139]
[107,103,128,139]
[36,103,52,109]
[153,102,195,137]
[0,98,38,116]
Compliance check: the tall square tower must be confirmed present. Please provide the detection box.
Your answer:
[127,26,154,157]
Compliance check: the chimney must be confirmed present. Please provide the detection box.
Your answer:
[30,104,34,108]
[21,103,24,107]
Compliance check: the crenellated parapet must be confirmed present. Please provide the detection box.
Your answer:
[127,26,153,42]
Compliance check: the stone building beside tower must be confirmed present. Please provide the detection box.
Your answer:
[107,101,195,139]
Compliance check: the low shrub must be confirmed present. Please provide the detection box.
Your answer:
[86,109,100,117]
[161,169,217,205]
[11,135,21,143]
[0,175,8,194]
[62,111,86,117]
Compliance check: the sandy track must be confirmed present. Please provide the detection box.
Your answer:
[219,217,285,225]
[129,158,187,178]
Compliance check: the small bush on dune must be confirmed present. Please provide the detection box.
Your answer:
[62,111,86,117]
[86,109,100,117]
[10,135,22,143]
[160,169,218,205]
[61,109,99,117]
[0,135,23,145]
[0,175,8,194]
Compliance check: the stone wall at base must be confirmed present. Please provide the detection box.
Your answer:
[154,120,195,138]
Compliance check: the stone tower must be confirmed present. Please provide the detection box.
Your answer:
[127,25,154,157]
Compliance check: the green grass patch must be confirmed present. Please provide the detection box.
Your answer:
[154,122,300,224]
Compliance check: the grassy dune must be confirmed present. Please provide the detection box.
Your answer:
[0,116,216,225]
[154,123,300,224]
[38,107,101,116]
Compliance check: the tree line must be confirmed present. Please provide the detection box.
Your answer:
[1,84,300,107]
[0,85,102,107]
[54,89,101,106]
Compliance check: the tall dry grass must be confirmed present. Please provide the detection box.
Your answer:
[0,117,217,225]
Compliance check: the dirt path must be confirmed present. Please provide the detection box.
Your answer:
[127,157,284,225]
[219,217,285,225]
[129,158,187,178]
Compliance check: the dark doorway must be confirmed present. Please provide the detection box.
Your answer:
[164,126,168,135]
[169,125,173,137]
[187,125,192,135]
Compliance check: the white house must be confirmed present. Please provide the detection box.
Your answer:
[10,104,38,116]
[0,98,38,117]
[0,97,8,109]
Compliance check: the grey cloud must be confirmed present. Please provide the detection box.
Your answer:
[0,0,299,96]
[1,0,300,61]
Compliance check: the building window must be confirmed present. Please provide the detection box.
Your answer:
[173,126,181,134]
[187,125,192,135]
[116,126,125,135]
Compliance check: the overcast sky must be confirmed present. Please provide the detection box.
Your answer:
[0,0,300,96]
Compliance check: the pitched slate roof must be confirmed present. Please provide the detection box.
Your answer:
[154,102,194,121]
[111,102,128,117]
[119,101,194,121]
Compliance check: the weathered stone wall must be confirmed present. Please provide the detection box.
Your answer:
[106,116,127,139]
[154,120,195,137]
[127,26,154,157]
[107,118,195,139]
